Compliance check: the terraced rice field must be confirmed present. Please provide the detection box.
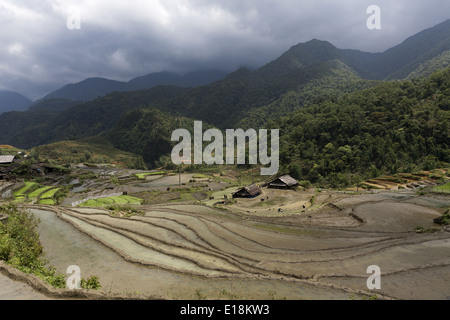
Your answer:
[12,182,60,205]
[135,171,167,180]
[434,182,450,194]
[13,182,37,197]
[27,190,450,300]
[78,195,143,207]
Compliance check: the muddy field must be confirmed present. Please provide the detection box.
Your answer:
[16,188,449,300]
[0,168,449,300]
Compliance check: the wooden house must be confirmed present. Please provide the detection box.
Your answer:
[232,184,262,198]
[267,174,299,189]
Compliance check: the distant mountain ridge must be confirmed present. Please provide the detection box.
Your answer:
[259,19,450,81]
[1,18,449,160]
[39,69,228,102]
[0,91,33,114]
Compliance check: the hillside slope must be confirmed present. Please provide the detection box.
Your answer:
[277,67,450,187]
[0,91,33,114]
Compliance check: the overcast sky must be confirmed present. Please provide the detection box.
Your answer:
[1,0,449,100]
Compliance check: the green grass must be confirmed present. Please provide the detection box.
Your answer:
[135,171,166,179]
[38,188,61,205]
[78,195,143,207]
[192,174,210,179]
[30,136,145,168]
[39,199,55,205]
[40,188,60,200]
[433,182,450,193]
[28,186,54,198]
[13,182,38,197]
[12,182,62,205]
[120,195,143,204]
[12,196,26,204]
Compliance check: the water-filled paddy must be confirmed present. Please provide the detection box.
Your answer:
[2,189,449,300]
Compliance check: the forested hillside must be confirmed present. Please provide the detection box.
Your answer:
[276,67,450,187]
[0,86,189,149]
[40,70,227,102]
[103,108,198,167]
[0,20,449,186]
[0,91,32,114]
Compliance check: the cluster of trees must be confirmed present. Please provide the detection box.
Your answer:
[104,108,197,168]
[275,67,449,187]
[238,67,380,129]
[0,204,100,289]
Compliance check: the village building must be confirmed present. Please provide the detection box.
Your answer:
[0,155,15,165]
[0,156,17,180]
[232,184,262,198]
[267,174,299,189]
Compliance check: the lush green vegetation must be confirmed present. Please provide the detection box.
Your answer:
[0,21,449,184]
[38,187,68,205]
[0,204,101,290]
[275,67,450,188]
[0,86,189,149]
[28,186,54,199]
[78,195,143,207]
[105,204,144,217]
[135,171,167,179]
[238,69,380,129]
[11,181,68,205]
[0,145,22,156]
[434,209,450,225]
[13,182,38,197]
[40,188,60,199]
[30,136,146,169]
[406,50,450,80]
[433,181,450,193]
[104,108,198,167]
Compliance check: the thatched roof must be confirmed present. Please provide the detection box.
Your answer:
[268,175,299,188]
[233,184,262,198]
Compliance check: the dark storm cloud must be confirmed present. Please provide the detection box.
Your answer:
[0,0,449,100]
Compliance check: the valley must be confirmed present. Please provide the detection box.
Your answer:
[0,163,449,300]
[0,17,449,302]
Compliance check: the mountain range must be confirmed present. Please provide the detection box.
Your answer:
[0,91,33,114]
[0,70,227,116]
[38,69,228,103]
[0,19,449,174]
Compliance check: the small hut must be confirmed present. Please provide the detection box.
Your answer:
[268,175,299,189]
[232,184,262,198]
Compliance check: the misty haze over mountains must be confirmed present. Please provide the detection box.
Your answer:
[0,18,449,154]
[1,18,449,116]
[0,69,228,114]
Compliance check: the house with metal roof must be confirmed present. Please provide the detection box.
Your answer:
[0,155,14,165]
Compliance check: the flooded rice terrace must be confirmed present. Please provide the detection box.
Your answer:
[6,187,450,300]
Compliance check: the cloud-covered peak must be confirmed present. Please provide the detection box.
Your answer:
[0,0,449,100]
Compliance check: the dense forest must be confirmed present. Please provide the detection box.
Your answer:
[98,67,450,190]
[275,67,450,187]
[103,108,198,167]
